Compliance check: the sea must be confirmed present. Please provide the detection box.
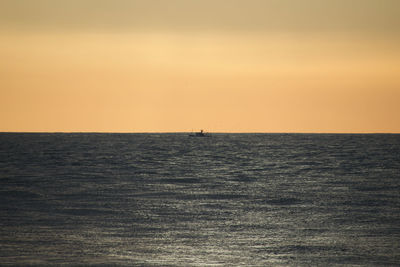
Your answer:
[0,133,399,266]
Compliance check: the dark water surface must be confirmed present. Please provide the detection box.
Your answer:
[0,133,399,266]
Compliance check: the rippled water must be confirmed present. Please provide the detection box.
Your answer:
[0,133,399,266]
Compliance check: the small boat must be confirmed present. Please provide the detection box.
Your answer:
[189,129,210,137]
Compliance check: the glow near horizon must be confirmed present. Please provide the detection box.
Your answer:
[0,0,399,133]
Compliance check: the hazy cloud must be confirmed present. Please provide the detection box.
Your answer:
[0,0,399,35]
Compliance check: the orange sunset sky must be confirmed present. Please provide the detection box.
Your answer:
[1,0,399,133]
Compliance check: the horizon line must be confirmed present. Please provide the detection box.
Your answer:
[1,131,399,135]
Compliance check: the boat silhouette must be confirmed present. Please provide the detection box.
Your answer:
[189,129,210,137]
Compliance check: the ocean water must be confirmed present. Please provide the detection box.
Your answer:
[0,133,399,266]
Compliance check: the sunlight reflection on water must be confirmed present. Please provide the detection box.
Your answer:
[0,133,399,265]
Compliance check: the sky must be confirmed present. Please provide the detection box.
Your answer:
[1,0,399,133]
